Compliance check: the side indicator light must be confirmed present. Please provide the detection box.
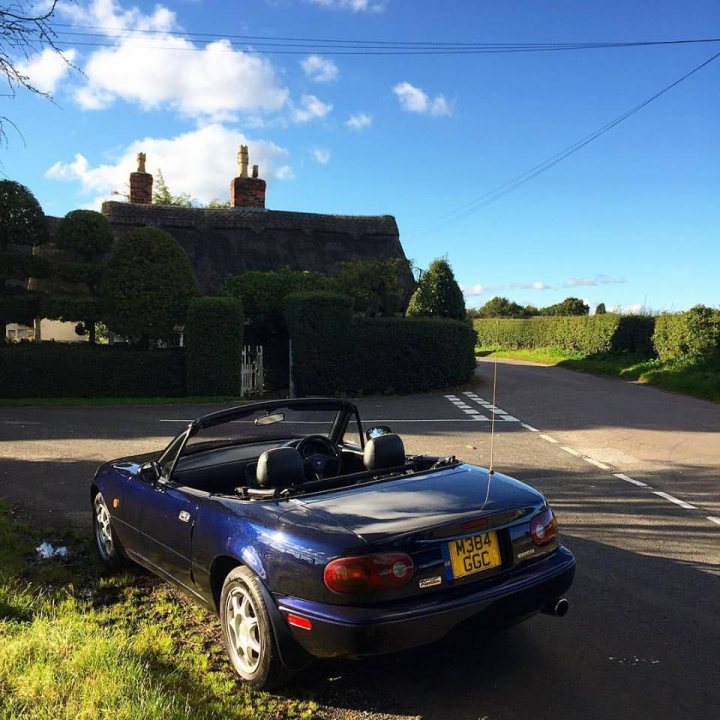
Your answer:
[286,614,313,631]
[112,499,120,509]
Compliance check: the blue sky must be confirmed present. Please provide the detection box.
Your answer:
[3,0,719,312]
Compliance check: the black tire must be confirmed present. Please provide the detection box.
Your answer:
[92,491,126,569]
[219,566,294,689]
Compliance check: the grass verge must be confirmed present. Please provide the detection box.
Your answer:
[0,499,318,720]
[476,348,720,402]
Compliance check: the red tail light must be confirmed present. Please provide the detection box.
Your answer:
[530,507,558,546]
[324,553,415,593]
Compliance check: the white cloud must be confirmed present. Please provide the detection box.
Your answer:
[346,112,372,130]
[312,148,331,164]
[563,275,626,287]
[292,94,333,123]
[460,283,502,297]
[301,55,339,83]
[393,82,451,116]
[17,48,77,94]
[308,0,386,12]
[511,281,552,290]
[608,303,644,315]
[46,123,291,208]
[62,2,288,119]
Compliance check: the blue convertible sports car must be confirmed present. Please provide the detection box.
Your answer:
[91,398,575,688]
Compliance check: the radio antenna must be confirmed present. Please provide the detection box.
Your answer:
[488,358,498,476]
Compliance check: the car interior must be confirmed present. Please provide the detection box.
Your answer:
[169,430,455,499]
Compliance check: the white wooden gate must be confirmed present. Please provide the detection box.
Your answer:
[241,345,264,397]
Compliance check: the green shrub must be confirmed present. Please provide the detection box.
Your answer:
[285,292,353,396]
[99,227,199,344]
[610,316,655,355]
[406,258,465,320]
[185,297,244,396]
[0,344,185,398]
[0,293,41,328]
[653,306,720,364]
[221,268,337,328]
[474,315,618,354]
[286,291,476,395]
[336,258,410,316]
[55,210,113,261]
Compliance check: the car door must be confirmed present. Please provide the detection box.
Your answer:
[136,481,207,593]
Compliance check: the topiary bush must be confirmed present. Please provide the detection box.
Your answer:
[99,227,199,344]
[286,291,477,395]
[406,258,465,320]
[55,210,113,262]
[185,297,245,396]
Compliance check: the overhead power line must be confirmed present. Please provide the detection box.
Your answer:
[46,25,720,55]
[406,50,720,239]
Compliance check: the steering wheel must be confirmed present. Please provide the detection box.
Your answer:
[295,435,341,480]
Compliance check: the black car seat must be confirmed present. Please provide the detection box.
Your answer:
[363,433,407,472]
[256,447,305,489]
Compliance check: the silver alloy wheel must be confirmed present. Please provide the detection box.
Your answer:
[94,496,114,560]
[225,585,263,675]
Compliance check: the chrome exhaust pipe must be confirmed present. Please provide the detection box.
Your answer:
[542,598,569,617]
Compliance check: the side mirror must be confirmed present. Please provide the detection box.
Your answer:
[139,461,161,484]
[366,425,392,441]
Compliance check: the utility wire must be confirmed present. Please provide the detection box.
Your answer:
[44,25,720,55]
[406,50,720,239]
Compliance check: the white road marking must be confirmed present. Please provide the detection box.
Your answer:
[560,446,582,457]
[500,415,519,422]
[521,423,539,432]
[539,434,559,444]
[614,473,649,488]
[583,457,612,470]
[462,409,480,414]
[652,491,697,510]
[707,516,720,526]
[158,418,503,425]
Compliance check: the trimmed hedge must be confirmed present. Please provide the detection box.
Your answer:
[474,314,655,356]
[0,344,185,398]
[185,297,244,396]
[286,292,477,395]
[653,306,720,364]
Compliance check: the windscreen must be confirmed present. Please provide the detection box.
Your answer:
[181,405,343,457]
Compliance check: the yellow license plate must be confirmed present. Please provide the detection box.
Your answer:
[448,531,502,579]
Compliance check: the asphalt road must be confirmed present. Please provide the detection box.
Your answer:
[1,359,718,720]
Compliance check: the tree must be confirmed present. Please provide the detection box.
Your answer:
[0,180,47,337]
[477,296,526,318]
[45,209,114,343]
[541,297,590,316]
[595,302,607,315]
[99,228,199,345]
[406,258,465,320]
[336,257,409,316]
[0,179,47,248]
[153,169,194,207]
[0,1,72,144]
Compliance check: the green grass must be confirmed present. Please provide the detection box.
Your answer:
[0,499,318,720]
[477,347,720,402]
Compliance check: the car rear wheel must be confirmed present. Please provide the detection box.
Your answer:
[220,566,294,689]
[93,492,126,568]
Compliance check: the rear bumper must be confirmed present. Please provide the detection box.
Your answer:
[275,545,575,659]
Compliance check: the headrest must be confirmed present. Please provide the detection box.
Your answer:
[256,447,305,488]
[363,433,406,471]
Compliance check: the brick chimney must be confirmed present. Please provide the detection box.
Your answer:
[230,145,266,209]
[129,152,152,204]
